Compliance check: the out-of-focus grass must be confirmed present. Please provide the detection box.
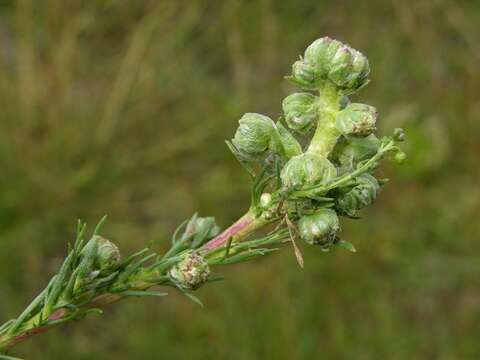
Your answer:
[0,1,479,359]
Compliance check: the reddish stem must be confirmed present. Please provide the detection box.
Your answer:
[203,211,264,250]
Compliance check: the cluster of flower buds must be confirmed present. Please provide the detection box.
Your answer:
[227,36,404,252]
[169,251,210,290]
[290,37,370,94]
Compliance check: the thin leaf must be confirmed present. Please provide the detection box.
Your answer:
[222,236,233,259]
[0,319,15,335]
[171,218,189,245]
[180,291,203,307]
[122,290,168,298]
[84,308,104,317]
[336,239,357,253]
[119,248,150,269]
[93,215,108,235]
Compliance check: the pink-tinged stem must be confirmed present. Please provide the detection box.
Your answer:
[203,211,265,251]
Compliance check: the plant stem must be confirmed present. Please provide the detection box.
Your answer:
[202,210,267,251]
[307,83,341,157]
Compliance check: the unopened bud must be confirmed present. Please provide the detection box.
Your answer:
[298,209,340,246]
[302,37,370,94]
[336,174,380,216]
[281,153,337,189]
[328,46,354,87]
[282,93,318,134]
[393,151,407,164]
[232,113,275,156]
[346,49,370,92]
[335,103,377,137]
[95,236,121,271]
[169,251,210,290]
[260,193,273,209]
[304,37,338,76]
[290,60,317,90]
[393,128,406,142]
[184,216,220,241]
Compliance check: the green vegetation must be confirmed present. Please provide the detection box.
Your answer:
[0,1,479,359]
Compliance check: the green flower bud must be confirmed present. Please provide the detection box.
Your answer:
[184,216,220,241]
[336,174,380,216]
[260,192,273,209]
[330,134,380,169]
[302,37,370,93]
[346,49,370,92]
[298,209,340,246]
[290,60,317,90]
[281,153,337,189]
[232,113,275,156]
[393,128,405,142]
[328,46,354,87]
[335,103,377,137]
[169,251,210,290]
[282,93,318,134]
[304,37,342,78]
[94,236,121,271]
[393,151,407,164]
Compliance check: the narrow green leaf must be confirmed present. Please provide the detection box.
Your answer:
[336,239,357,252]
[93,215,108,235]
[180,291,203,307]
[8,276,56,334]
[117,253,156,282]
[63,268,80,300]
[76,236,99,281]
[211,248,278,265]
[84,308,104,317]
[171,218,189,245]
[0,319,15,335]
[222,236,233,259]
[44,252,75,317]
[122,290,168,298]
[120,248,150,269]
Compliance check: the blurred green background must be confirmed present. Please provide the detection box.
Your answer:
[0,1,479,359]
